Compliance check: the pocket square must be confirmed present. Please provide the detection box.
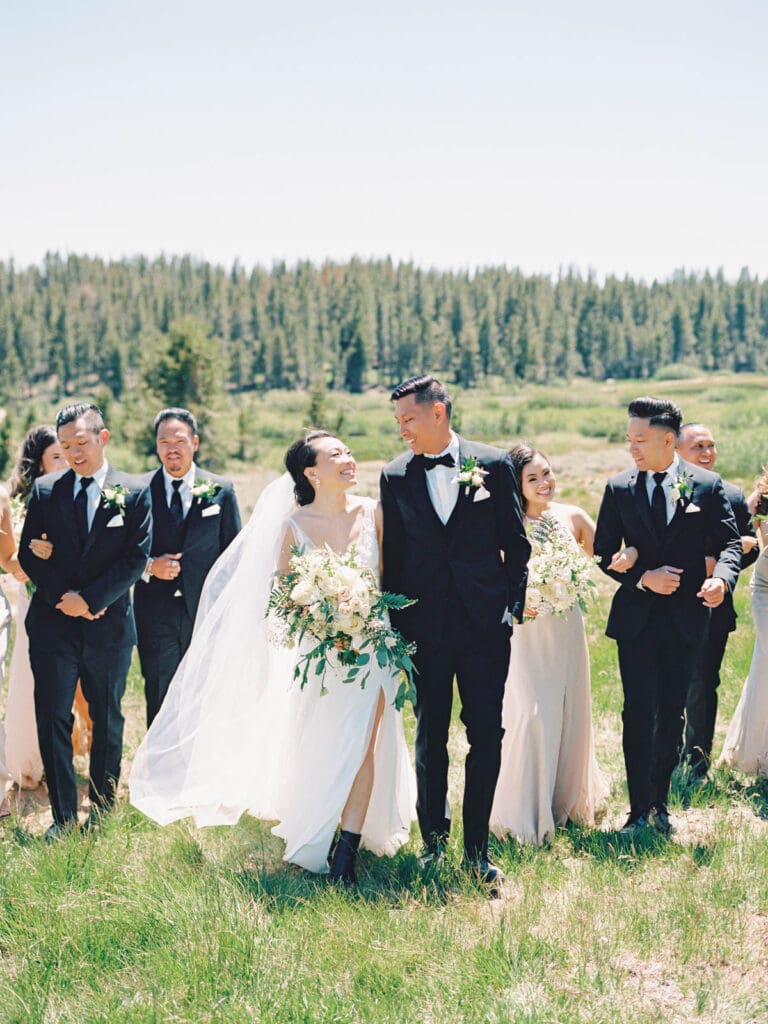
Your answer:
[473,486,491,503]
[684,503,701,514]
[106,514,125,528]
[201,504,221,517]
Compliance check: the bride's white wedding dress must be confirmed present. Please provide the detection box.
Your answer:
[129,478,415,872]
[719,546,768,777]
[490,522,607,845]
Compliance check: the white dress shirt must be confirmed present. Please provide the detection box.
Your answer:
[423,432,461,526]
[644,453,680,526]
[72,461,110,531]
[162,463,196,520]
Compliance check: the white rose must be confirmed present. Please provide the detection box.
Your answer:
[290,580,315,605]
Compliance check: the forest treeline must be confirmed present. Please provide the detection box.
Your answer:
[1,254,767,405]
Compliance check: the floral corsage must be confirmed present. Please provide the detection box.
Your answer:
[669,471,693,507]
[102,485,127,512]
[453,456,488,494]
[191,479,221,503]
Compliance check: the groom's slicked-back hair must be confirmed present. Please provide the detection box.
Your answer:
[390,374,452,420]
[285,430,335,506]
[627,396,682,437]
[154,407,198,437]
[56,402,106,434]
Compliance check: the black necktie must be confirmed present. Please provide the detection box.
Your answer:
[423,453,455,471]
[651,471,668,536]
[169,479,184,529]
[75,476,93,546]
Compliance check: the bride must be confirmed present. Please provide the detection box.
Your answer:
[130,431,415,883]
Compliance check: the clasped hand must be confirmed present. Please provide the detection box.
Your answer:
[56,591,106,620]
[152,553,183,580]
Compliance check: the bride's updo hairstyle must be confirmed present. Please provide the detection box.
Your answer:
[285,430,335,506]
[508,442,548,512]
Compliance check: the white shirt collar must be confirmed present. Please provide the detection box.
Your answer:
[162,462,196,498]
[424,431,460,462]
[73,460,109,496]
[655,453,679,480]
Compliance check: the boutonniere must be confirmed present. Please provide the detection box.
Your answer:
[669,471,693,507]
[101,485,127,512]
[453,456,488,495]
[191,479,221,504]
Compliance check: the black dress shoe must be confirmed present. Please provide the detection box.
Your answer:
[619,812,649,835]
[80,808,103,834]
[417,833,448,871]
[44,821,77,843]
[463,856,505,894]
[649,805,674,835]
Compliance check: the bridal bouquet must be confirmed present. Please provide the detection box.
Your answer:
[267,545,417,710]
[524,511,597,620]
[9,495,26,539]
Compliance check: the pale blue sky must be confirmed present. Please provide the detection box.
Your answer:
[1,1,766,279]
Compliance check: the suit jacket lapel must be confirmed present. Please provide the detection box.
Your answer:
[445,437,472,536]
[184,477,205,541]
[82,467,117,557]
[405,454,446,535]
[665,462,694,547]
[55,470,81,550]
[630,470,659,542]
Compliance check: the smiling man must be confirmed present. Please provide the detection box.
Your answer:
[594,397,741,836]
[380,374,529,891]
[676,422,758,778]
[134,408,240,727]
[19,402,151,838]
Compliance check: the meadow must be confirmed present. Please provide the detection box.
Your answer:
[1,375,767,1023]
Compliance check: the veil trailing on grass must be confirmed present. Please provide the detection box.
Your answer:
[129,472,298,826]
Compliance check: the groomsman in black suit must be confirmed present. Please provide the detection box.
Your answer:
[594,397,741,835]
[675,422,759,778]
[19,403,151,837]
[381,375,530,886]
[134,408,241,727]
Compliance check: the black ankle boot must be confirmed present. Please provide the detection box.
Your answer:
[328,830,361,885]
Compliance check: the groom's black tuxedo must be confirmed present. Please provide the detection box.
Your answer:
[134,467,240,725]
[19,466,151,826]
[381,438,529,860]
[594,458,741,814]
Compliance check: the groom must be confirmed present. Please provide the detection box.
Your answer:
[594,397,741,834]
[381,375,530,885]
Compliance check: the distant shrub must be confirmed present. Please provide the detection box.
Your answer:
[653,363,704,381]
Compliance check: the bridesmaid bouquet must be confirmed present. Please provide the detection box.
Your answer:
[267,546,417,709]
[7,496,35,597]
[524,512,597,620]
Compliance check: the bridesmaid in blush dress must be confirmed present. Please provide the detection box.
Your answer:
[0,483,31,816]
[719,471,768,777]
[491,444,607,845]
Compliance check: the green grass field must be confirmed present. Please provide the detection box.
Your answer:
[1,375,767,1023]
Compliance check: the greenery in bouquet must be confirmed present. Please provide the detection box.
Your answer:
[267,545,417,710]
[524,511,597,620]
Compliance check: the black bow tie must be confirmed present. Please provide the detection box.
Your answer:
[422,453,455,471]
